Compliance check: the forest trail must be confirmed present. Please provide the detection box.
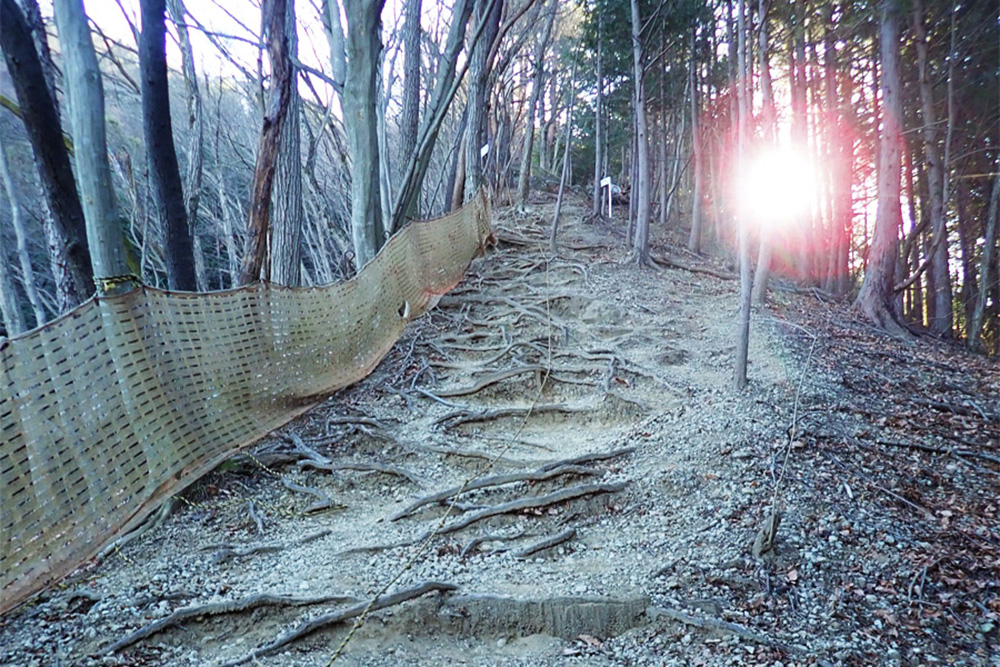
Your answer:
[1,195,997,666]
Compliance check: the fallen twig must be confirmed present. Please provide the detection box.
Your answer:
[651,254,737,280]
[103,592,361,655]
[218,581,458,667]
[513,528,576,559]
[391,464,601,520]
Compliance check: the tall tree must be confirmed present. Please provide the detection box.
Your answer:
[400,0,422,173]
[629,0,651,265]
[0,0,92,306]
[464,0,503,202]
[270,0,304,286]
[855,0,908,335]
[591,6,604,218]
[687,22,703,253]
[516,1,556,208]
[751,0,776,304]
[52,0,130,290]
[0,137,44,328]
[139,0,197,291]
[734,0,752,389]
[167,0,207,290]
[910,0,952,336]
[240,0,294,285]
[343,0,387,269]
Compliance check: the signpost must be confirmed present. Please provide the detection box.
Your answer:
[601,176,612,216]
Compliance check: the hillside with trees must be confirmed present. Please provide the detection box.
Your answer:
[0,0,998,664]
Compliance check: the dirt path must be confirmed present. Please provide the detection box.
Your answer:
[1,196,995,666]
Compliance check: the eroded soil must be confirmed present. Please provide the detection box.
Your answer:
[1,195,998,666]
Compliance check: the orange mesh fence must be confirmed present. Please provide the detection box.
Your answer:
[0,192,492,614]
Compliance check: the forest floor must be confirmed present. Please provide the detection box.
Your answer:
[1,193,999,667]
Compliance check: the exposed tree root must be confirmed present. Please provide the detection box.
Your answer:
[281,478,345,515]
[410,443,530,467]
[650,254,737,280]
[460,530,529,557]
[217,582,458,667]
[300,459,427,487]
[513,528,576,559]
[537,446,635,471]
[416,482,626,541]
[103,592,362,655]
[434,365,547,397]
[435,402,592,430]
[391,464,601,521]
[647,605,803,653]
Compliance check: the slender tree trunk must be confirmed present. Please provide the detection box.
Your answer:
[167,0,207,291]
[855,0,908,336]
[688,23,703,253]
[550,58,577,253]
[464,0,503,202]
[630,0,651,265]
[240,0,293,284]
[592,10,604,217]
[734,0,752,389]
[0,234,23,335]
[400,0,422,217]
[910,0,952,335]
[342,0,386,268]
[0,0,92,304]
[516,2,555,208]
[140,0,196,291]
[53,0,130,290]
[0,137,43,327]
[270,0,303,286]
[970,174,1000,350]
[751,0,776,305]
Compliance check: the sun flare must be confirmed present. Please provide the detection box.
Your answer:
[739,148,818,229]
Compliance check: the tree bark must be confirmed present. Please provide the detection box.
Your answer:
[910,0,952,335]
[734,0,752,389]
[516,1,555,208]
[751,0,775,305]
[140,0,197,291]
[464,0,503,202]
[53,0,130,290]
[0,135,43,328]
[342,0,386,269]
[687,23,703,253]
[0,228,23,335]
[240,0,294,285]
[591,9,603,217]
[969,174,1000,351]
[270,0,304,286]
[400,0,422,179]
[855,0,908,336]
[0,0,92,304]
[629,0,651,265]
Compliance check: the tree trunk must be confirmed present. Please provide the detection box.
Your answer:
[139,0,197,291]
[270,0,303,286]
[910,0,952,336]
[167,0,207,291]
[0,0,92,304]
[550,58,577,253]
[516,1,555,208]
[734,0,752,389]
[343,0,386,269]
[591,10,603,217]
[751,0,776,305]
[629,0,651,265]
[240,0,293,285]
[53,0,130,290]
[400,0,421,167]
[970,173,1000,350]
[0,136,44,328]
[464,0,503,203]
[0,231,23,335]
[855,0,908,336]
[687,23,703,253]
